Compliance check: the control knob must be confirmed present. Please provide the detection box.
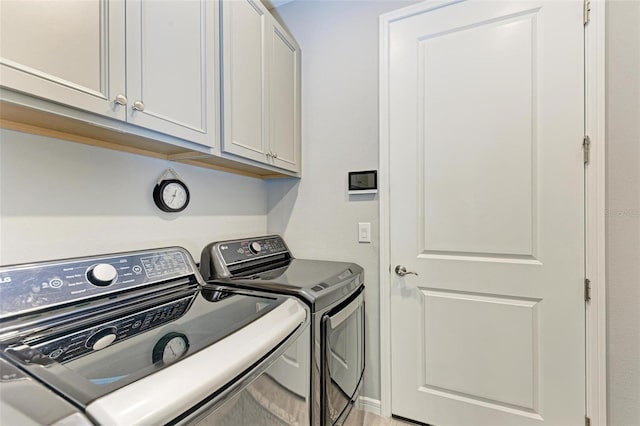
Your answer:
[86,263,118,287]
[249,242,262,254]
[85,327,118,351]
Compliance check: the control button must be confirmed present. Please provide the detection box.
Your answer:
[49,278,64,289]
[249,242,262,254]
[86,327,118,350]
[86,264,118,287]
[132,265,142,274]
[132,320,142,328]
[49,348,64,359]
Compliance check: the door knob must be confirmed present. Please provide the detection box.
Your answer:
[132,100,145,112]
[395,265,418,277]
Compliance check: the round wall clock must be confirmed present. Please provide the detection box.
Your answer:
[153,169,190,213]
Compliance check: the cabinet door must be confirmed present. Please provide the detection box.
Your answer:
[221,0,269,162]
[126,0,217,147]
[268,21,301,173]
[0,0,126,120]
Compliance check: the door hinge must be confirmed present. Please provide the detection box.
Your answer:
[585,278,591,303]
[585,415,591,426]
[583,135,591,164]
[584,0,591,25]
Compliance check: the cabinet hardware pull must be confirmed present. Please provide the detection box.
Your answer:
[132,100,145,112]
[114,94,128,106]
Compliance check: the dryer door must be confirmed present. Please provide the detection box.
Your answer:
[320,286,365,425]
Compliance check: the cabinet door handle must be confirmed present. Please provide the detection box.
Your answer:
[266,152,272,158]
[114,94,128,106]
[132,100,145,112]
[273,152,278,159]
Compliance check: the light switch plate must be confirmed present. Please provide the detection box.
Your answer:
[358,222,371,243]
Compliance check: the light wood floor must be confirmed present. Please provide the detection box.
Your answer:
[345,408,420,426]
[195,371,423,426]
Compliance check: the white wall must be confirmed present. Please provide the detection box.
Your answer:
[606,1,640,425]
[0,129,268,265]
[267,0,418,402]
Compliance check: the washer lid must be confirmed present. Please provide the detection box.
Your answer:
[85,298,306,426]
[0,356,91,425]
[1,287,301,412]
[209,259,364,311]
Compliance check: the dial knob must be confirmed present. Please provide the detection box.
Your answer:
[249,242,262,254]
[86,263,118,287]
[86,327,118,350]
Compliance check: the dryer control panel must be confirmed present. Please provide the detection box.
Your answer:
[200,235,292,280]
[217,236,288,265]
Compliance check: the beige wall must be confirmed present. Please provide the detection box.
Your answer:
[606,1,640,425]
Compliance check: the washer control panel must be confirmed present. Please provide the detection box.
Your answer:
[0,248,194,320]
[28,294,194,364]
[217,235,289,265]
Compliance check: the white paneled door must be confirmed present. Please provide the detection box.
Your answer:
[387,1,585,425]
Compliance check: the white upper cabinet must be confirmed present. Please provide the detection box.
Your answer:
[0,0,217,148]
[0,0,126,120]
[268,18,301,172]
[221,0,301,173]
[126,0,216,146]
[0,0,300,176]
[222,0,268,160]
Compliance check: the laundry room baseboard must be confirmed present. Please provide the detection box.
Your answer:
[357,396,382,415]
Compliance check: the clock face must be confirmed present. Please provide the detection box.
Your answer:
[162,182,188,210]
[153,179,190,212]
[152,332,189,365]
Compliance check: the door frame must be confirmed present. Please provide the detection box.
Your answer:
[378,0,607,424]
